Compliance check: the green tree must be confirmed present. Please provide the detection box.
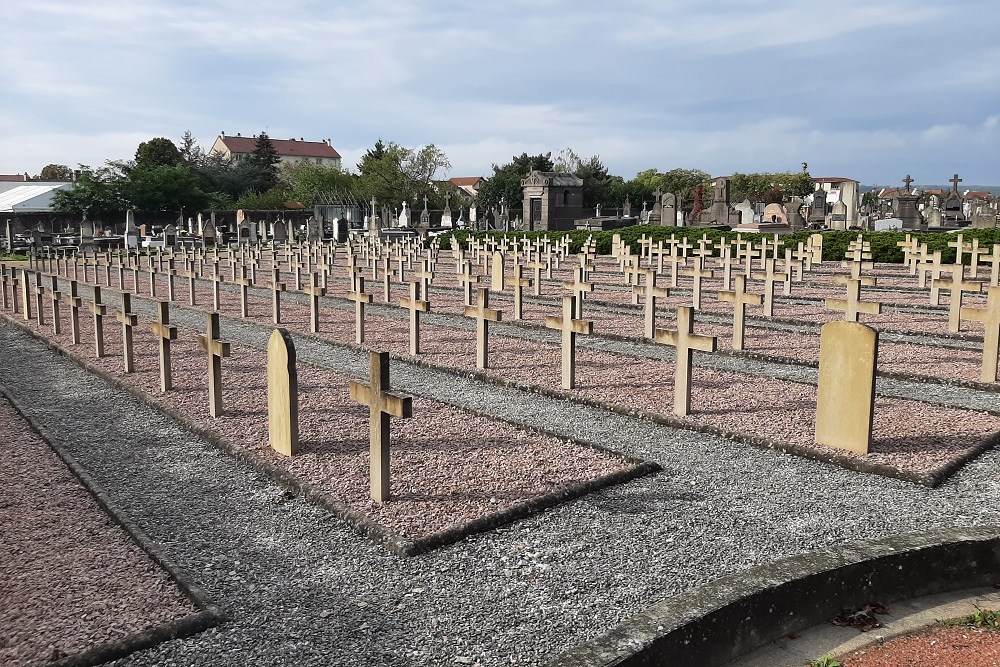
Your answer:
[282,163,357,206]
[729,171,813,203]
[51,164,128,216]
[38,163,72,180]
[134,137,182,169]
[124,164,210,212]
[178,130,206,167]
[250,132,281,191]
[477,152,554,213]
[356,140,451,208]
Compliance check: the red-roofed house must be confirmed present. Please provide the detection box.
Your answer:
[450,176,483,197]
[209,132,341,169]
[0,174,29,182]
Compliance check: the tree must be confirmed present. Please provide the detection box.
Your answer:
[178,130,206,167]
[356,140,451,208]
[250,132,281,191]
[282,163,357,206]
[124,164,210,212]
[729,171,813,203]
[51,164,128,217]
[476,152,554,213]
[134,137,181,169]
[38,164,72,180]
[629,168,712,211]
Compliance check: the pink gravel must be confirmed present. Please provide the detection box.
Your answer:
[0,395,195,666]
[3,292,634,541]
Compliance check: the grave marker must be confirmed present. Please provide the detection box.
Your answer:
[303,272,326,333]
[150,301,178,392]
[960,285,1000,382]
[814,320,877,454]
[544,295,593,390]
[267,328,299,456]
[464,287,502,369]
[654,306,717,416]
[347,276,372,345]
[825,277,882,322]
[48,274,62,335]
[717,275,763,350]
[116,292,139,373]
[349,351,413,503]
[68,280,81,344]
[269,267,286,324]
[400,281,429,355]
[89,285,107,357]
[197,312,232,417]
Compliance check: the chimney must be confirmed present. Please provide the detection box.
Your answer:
[300,137,304,141]
[221,130,225,137]
[237,132,241,136]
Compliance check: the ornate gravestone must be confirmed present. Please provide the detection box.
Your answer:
[785,198,805,229]
[202,220,217,248]
[441,193,453,228]
[895,175,923,230]
[419,195,430,230]
[661,192,677,227]
[124,210,140,250]
[162,224,177,247]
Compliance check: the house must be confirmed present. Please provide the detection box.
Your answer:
[209,132,342,169]
[0,183,73,213]
[449,177,484,198]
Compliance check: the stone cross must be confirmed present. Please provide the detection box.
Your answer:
[48,274,62,335]
[814,320,878,454]
[183,260,198,306]
[267,328,299,456]
[269,267,286,324]
[948,234,968,265]
[951,173,963,192]
[960,285,1000,382]
[303,272,326,333]
[197,311,232,417]
[89,285,107,358]
[151,301,178,392]
[632,270,671,339]
[902,174,913,190]
[717,275,763,351]
[981,244,1000,287]
[933,263,982,333]
[825,277,882,321]
[347,276,372,345]
[116,292,139,373]
[349,351,413,503]
[400,281,429,355]
[68,280,81,345]
[381,257,395,303]
[561,266,594,319]
[464,287,502,369]
[544,295,593,390]
[654,306,717,416]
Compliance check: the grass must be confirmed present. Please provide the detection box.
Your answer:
[807,655,843,667]
[0,253,28,262]
[940,606,1000,631]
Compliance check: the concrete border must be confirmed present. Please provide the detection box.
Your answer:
[0,315,659,558]
[547,526,1000,667]
[0,384,225,667]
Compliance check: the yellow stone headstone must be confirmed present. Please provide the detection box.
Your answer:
[814,320,877,455]
[267,328,299,456]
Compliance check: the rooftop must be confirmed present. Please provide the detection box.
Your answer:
[217,134,341,159]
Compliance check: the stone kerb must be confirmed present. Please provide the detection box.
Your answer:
[547,526,1000,667]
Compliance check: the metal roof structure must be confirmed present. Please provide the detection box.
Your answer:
[0,183,71,212]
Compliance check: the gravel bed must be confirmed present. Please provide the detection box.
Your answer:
[4,294,1000,666]
[33,274,995,480]
[0,393,195,665]
[4,302,632,542]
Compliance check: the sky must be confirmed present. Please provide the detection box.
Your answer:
[2,0,1000,187]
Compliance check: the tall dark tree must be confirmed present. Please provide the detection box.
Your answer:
[250,132,281,191]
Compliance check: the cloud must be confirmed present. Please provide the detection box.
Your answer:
[1,0,999,185]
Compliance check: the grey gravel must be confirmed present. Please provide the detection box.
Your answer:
[3,274,999,666]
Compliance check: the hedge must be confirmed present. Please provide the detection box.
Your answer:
[432,226,1000,264]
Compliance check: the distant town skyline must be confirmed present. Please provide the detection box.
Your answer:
[3,1,999,185]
